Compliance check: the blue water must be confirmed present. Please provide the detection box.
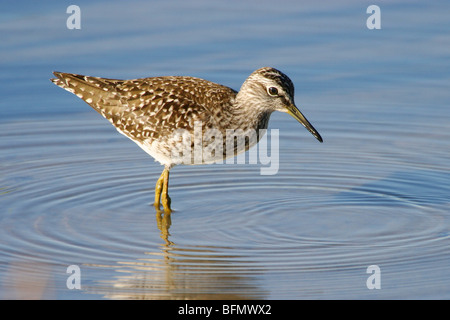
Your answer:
[1,0,449,299]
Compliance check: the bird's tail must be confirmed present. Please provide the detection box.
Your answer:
[50,71,125,120]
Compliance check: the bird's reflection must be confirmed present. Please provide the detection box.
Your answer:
[87,206,266,300]
[155,207,174,246]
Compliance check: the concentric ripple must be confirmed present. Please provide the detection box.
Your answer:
[1,107,449,299]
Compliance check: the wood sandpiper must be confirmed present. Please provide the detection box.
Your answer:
[51,67,323,212]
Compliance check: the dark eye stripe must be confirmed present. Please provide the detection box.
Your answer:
[280,95,290,106]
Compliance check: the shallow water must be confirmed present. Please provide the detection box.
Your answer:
[1,1,449,299]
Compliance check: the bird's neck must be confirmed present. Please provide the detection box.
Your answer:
[229,100,272,133]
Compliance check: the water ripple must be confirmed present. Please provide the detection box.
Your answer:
[1,112,449,299]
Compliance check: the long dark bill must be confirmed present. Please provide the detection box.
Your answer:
[286,104,323,143]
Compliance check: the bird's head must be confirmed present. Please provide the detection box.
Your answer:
[239,67,323,143]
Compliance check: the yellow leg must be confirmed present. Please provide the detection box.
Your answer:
[161,169,171,212]
[154,172,164,207]
[154,168,171,212]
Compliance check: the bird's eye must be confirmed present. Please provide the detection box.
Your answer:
[267,87,278,96]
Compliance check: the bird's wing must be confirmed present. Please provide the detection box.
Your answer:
[51,72,237,142]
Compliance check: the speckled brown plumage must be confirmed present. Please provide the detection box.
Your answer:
[51,67,322,211]
[51,74,233,141]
